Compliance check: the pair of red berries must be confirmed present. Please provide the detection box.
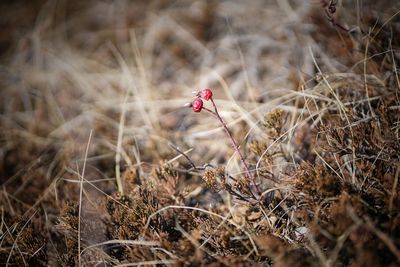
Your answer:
[192,88,213,112]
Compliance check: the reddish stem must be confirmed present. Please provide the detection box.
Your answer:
[205,98,260,195]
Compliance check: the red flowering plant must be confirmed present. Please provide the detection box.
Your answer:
[188,88,261,199]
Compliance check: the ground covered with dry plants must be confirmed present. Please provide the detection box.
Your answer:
[1,0,400,266]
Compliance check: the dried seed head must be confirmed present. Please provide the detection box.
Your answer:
[263,108,284,138]
[234,177,251,196]
[202,169,220,191]
[202,167,225,191]
[200,88,213,101]
[192,98,203,112]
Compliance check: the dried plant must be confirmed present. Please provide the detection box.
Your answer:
[1,1,399,266]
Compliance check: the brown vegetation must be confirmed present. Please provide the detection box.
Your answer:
[1,1,399,266]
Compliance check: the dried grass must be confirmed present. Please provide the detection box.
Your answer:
[1,0,400,266]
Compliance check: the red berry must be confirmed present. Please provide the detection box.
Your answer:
[200,88,213,101]
[192,98,203,112]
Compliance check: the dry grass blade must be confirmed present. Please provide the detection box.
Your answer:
[144,205,259,256]
[1,1,399,266]
[78,130,93,266]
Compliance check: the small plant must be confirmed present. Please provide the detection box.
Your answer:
[189,88,261,196]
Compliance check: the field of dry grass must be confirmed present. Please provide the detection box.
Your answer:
[1,0,400,266]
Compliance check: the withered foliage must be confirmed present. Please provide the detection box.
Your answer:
[1,1,400,266]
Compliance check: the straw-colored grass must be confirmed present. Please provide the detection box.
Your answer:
[1,0,400,266]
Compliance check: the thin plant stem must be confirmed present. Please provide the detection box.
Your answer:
[78,129,93,267]
[205,98,260,195]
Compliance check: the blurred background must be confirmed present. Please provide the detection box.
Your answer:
[1,0,314,187]
[1,0,400,265]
